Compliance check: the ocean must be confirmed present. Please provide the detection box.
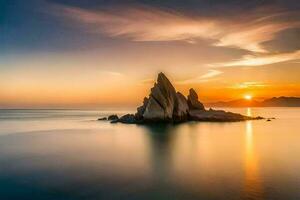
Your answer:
[0,108,299,200]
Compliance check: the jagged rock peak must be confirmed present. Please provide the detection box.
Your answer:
[142,72,177,121]
[187,88,205,111]
[136,73,205,122]
[157,72,176,93]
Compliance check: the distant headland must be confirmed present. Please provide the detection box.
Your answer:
[99,73,263,124]
[206,97,300,108]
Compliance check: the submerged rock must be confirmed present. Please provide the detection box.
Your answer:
[98,73,263,124]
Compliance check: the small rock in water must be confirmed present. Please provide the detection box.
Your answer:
[98,117,107,120]
[110,119,119,123]
[118,114,137,124]
[108,115,119,121]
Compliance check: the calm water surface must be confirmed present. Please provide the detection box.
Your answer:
[0,108,299,200]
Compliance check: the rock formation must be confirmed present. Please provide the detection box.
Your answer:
[135,72,185,122]
[102,72,263,124]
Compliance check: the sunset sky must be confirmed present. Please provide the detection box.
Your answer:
[1,0,300,108]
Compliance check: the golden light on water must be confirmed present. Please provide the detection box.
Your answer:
[243,108,264,199]
[247,108,252,117]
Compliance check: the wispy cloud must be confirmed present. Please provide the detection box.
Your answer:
[57,5,299,53]
[140,78,155,85]
[177,70,223,84]
[103,71,123,77]
[211,50,300,67]
[199,69,224,79]
[214,20,296,53]
[60,6,219,42]
[228,82,270,89]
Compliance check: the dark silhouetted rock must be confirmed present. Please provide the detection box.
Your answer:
[187,88,205,111]
[110,119,118,123]
[189,109,248,122]
[98,117,107,120]
[108,115,118,121]
[117,114,137,124]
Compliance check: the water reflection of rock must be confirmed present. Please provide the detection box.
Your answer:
[140,123,210,198]
[140,124,180,198]
[142,124,175,144]
[141,123,175,166]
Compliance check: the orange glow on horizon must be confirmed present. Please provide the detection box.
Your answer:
[0,53,300,108]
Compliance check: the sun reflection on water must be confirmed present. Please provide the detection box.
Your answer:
[243,108,264,199]
[247,107,252,117]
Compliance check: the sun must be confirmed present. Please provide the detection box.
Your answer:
[244,95,252,100]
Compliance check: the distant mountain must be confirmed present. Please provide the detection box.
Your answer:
[261,97,300,107]
[205,99,260,107]
[206,97,300,107]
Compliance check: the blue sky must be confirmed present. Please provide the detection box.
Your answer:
[1,0,299,53]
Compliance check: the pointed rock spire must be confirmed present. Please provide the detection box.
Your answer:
[187,88,205,111]
[136,73,205,122]
[142,72,177,121]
